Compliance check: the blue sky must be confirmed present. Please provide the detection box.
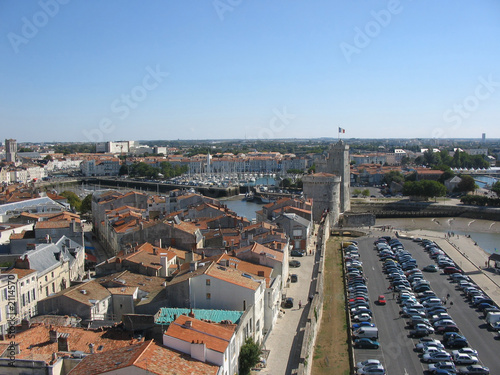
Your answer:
[1,0,500,142]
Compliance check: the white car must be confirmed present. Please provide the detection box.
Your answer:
[356,359,381,369]
[416,338,444,352]
[353,313,372,322]
[418,342,445,353]
[452,348,478,357]
[423,351,452,363]
[453,353,479,365]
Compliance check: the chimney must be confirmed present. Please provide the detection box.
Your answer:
[89,343,95,354]
[58,333,70,352]
[21,319,30,331]
[184,320,192,328]
[189,261,198,272]
[188,309,195,318]
[49,329,58,343]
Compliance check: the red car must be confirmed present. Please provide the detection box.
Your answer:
[444,267,463,275]
[377,295,387,305]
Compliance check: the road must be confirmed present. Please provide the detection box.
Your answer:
[352,235,500,375]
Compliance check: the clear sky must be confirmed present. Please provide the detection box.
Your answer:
[1,0,500,143]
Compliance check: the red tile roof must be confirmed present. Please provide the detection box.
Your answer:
[166,315,236,354]
[68,340,219,375]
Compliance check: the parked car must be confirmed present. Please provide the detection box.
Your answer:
[290,250,304,257]
[353,313,372,322]
[290,274,298,283]
[356,359,381,369]
[423,351,452,363]
[283,297,294,308]
[353,338,380,349]
[289,260,301,268]
[456,365,489,374]
[424,265,439,272]
[451,348,478,357]
[357,365,386,374]
[428,361,457,374]
[453,353,478,365]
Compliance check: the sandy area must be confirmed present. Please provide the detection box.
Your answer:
[376,217,500,234]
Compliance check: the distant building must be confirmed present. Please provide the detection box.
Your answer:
[5,138,17,163]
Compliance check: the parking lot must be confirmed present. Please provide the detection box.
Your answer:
[349,234,500,375]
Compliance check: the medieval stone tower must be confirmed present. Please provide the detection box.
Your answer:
[325,140,350,213]
[303,140,350,227]
[302,173,341,225]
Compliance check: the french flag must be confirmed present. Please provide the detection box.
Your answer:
[338,127,345,133]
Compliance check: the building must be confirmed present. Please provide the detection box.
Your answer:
[324,140,351,212]
[68,339,220,375]
[274,212,312,251]
[302,173,341,225]
[3,268,38,323]
[5,139,17,163]
[163,315,238,375]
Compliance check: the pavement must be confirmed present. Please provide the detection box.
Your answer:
[256,225,319,375]
[372,226,500,311]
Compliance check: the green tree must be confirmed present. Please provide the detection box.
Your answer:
[492,181,500,197]
[44,154,53,161]
[456,175,477,193]
[238,337,261,375]
[80,194,92,215]
[307,164,316,173]
[403,180,446,200]
[361,189,370,197]
[353,189,362,195]
[383,171,404,185]
[280,178,292,188]
[60,191,82,211]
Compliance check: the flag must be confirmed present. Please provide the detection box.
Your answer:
[338,127,345,134]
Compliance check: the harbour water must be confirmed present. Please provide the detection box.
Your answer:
[474,175,499,188]
[221,195,266,222]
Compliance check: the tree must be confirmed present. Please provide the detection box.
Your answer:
[80,194,92,215]
[280,178,292,188]
[456,175,477,193]
[403,180,446,200]
[383,171,404,186]
[44,154,53,161]
[361,189,370,197]
[307,164,316,173]
[353,189,362,195]
[60,191,82,211]
[492,181,500,197]
[238,337,261,375]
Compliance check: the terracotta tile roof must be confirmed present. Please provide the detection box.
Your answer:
[97,270,166,294]
[205,257,264,291]
[218,253,273,287]
[310,172,336,177]
[35,220,70,229]
[3,268,36,279]
[166,315,236,354]
[0,324,142,364]
[9,229,35,240]
[174,221,201,235]
[68,340,219,375]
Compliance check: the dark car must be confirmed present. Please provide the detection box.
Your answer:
[290,250,305,257]
[409,328,431,338]
[290,274,298,283]
[289,260,301,268]
[457,365,490,374]
[283,297,294,308]
[424,265,439,272]
[353,338,380,349]
[446,338,468,349]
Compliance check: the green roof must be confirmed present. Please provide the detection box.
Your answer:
[155,307,243,325]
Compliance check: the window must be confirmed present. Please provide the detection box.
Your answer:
[45,276,48,282]
[45,286,49,296]
[51,272,54,278]
[52,283,55,293]
[206,293,211,299]
[206,279,211,286]
[256,319,260,333]
[31,289,35,300]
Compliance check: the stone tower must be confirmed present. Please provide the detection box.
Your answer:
[326,140,350,213]
[5,139,17,163]
[302,173,341,225]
